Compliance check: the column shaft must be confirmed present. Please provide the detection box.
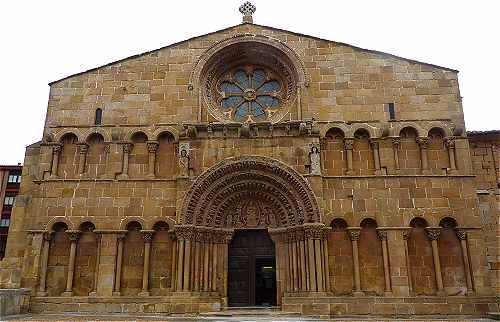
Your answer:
[307,238,317,291]
[50,146,61,177]
[90,234,101,295]
[460,239,474,293]
[194,241,201,291]
[140,232,153,296]
[314,239,324,292]
[77,144,88,174]
[170,239,177,291]
[345,139,354,175]
[348,230,362,295]
[113,235,124,295]
[183,239,191,291]
[381,236,392,295]
[298,239,306,291]
[203,242,210,291]
[403,231,413,294]
[322,237,331,292]
[456,230,474,294]
[212,243,218,292]
[291,241,298,291]
[63,233,79,296]
[392,138,400,170]
[286,242,292,292]
[37,235,51,296]
[176,239,185,291]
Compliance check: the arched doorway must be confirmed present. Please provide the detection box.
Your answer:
[228,229,276,307]
[176,156,325,306]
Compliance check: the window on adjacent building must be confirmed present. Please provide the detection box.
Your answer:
[7,174,21,183]
[0,219,9,227]
[95,108,103,125]
[3,196,15,206]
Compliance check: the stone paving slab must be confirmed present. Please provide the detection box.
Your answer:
[1,313,495,322]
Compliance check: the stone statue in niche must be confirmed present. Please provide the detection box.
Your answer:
[178,143,190,177]
[309,143,321,175]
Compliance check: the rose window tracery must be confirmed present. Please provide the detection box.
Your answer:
[217,67,282,123]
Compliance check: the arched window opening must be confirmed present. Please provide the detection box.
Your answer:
[95,108,103,126]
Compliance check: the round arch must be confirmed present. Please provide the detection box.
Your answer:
[179,156,322,228]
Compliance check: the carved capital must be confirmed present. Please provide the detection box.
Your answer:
[147,141,159,153]
[52,144,62,154]
[116,232,127,241]
[303,223,326,240]
[416,137,429,149]
[369,139,379,150]
[77,143,89,154]
[391,137,401,147]
[454,228,467,240]
[103,143,111,154]
[402,229,411,240]
[43,231,53,242]
[141,230,155,242]
[121,143,133,154]
[425,228,441,241]
[347,229,361,241]
[344,138,354,150]
[376,229,388,241]
[66,230,81,242]
[445,137,456,149]
[173,225,195,241]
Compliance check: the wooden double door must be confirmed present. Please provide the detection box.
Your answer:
[228,229,277,307]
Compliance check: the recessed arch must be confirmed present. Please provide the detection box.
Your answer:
[330,218,348,230]
[409,217,429,228]
[180,156,321,228]
[439,216,458,228]
[321,124,349,138]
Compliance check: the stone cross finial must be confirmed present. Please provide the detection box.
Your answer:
[239,1,256,23]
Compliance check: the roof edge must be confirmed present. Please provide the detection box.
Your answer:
[49,22,458,86]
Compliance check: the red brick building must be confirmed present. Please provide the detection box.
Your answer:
[0,165,22,259]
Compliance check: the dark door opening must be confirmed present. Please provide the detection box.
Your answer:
[228,229,277,307]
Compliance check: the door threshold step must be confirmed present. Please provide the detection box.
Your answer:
[201,307,300,316]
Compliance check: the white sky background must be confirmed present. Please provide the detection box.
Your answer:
[0,0,499,164]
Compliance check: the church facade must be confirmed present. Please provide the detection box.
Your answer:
[1,5,499,317]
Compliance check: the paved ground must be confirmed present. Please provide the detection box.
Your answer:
[2,313,495,322]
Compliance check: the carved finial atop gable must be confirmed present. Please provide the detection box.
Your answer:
[239,1,256,23]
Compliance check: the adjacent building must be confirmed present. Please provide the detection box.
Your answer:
[1,3,499,317]
[0,165,22,259]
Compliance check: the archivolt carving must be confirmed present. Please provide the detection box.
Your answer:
[180,156,321,228]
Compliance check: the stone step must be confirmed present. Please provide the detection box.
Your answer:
[200,306,300,316]
[488,312,500,320]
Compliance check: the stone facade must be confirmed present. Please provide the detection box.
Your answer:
[0,16,499,317]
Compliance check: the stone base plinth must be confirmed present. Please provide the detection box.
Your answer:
[282,295,499,316]
[0,288,30,317]
[31,294,222,315]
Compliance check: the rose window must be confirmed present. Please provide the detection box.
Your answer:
[217,68,282,123]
